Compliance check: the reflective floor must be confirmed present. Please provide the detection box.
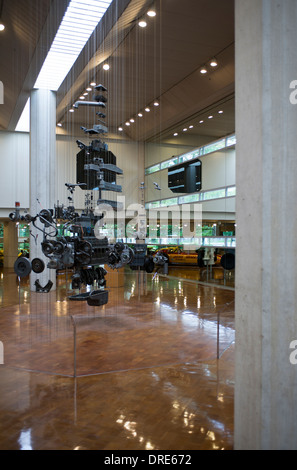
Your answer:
[0,267,235,450]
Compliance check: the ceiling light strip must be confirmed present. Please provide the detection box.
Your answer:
[34,0,112,91]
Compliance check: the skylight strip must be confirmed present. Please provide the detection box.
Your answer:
[34,0,112,91]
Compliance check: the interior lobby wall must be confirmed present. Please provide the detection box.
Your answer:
[0,131,144,217]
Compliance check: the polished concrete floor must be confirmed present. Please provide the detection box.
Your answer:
[0,267,235,450]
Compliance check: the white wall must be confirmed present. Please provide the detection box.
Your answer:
[0,131,144,217]
[145,147,236,209]
[0,131,30,213]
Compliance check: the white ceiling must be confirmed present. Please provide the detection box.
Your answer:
[0,0,235,144]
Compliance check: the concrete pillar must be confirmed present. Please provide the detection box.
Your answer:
[235,0,297,449]
[3,221,18,268]
[30,89,56,291]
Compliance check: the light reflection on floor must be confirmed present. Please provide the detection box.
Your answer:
[0,267,235,450]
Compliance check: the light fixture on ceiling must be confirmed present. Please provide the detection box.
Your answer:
[174,133,178,137]
[0,0,5,32]
[147,8,156,17]
[57,123,62,127]
[130,118,135,123]
[200,66,208,75]
[218,110,224,114]
[199,120,204,124]
[103,63,110,71]
[138,112,143,117]
[153,101,159,107]
[69,109,74,113]
[145,107,150,112]
[90,82,96,87]
[125,122,130,126]
[208,115,213,119]
[138,18,147,28]
[210,57,218,67]
[118,127,123,132]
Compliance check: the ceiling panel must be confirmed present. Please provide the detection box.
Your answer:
[0,0,52,130]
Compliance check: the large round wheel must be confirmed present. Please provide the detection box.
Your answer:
[220,252,235,270]
[31,258,45,274]
[14,257,32,278]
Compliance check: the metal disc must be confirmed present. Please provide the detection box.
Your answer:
[31,258,45,274]
[14,257,32,278]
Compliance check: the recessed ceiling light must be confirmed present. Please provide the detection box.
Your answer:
[139,20,147,28]
[147,10,156,17]
[138,113,143,117]
[86,87,92,91]
[154,101,159,107]
[57,123,62,127]
[174,133,178,136]
[189,125,194,129]
[200,66,208,74]
[210,58,218,67]
[90,82,96,87]
[183,128,188,132]
[79,96,85,100]
[218,110,224,114]
[83,92,88,96]
[125,122,130,126]
[118,127,123,131]
[0,24,5,32]
[69,109,74,113]
[145,107,150,112]
[199,120,204,124]
[103,63,110,71]
[130,118,135,123]
[208,115,213,119]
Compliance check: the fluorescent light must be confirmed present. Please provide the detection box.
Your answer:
[16,98,30,132]
[34,0,112,91]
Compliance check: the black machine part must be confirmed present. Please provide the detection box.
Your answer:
[14,257,32,278]
[220,252,235,270]
[31,258,45,274]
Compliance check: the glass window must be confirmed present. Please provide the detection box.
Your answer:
[201,189,226,201]
[160,157,179,170]
[160,197,178,207]
[226,135,236,147]
[145,164,161,175]
[226,186,236,197]
[178,193,200,204]
[203,139,226,155]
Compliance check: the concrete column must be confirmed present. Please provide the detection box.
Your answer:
[235,0,297,449]
[30,89,56,291]
[3,221,18,268]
